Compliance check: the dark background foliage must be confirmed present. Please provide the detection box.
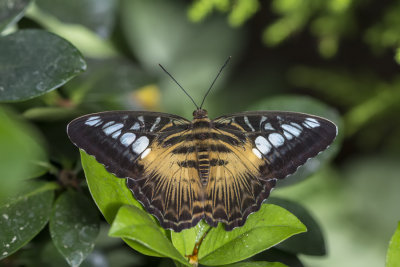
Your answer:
[1,0,400,266]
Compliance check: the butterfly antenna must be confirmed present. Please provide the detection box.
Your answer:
[159,64,199,109]
[199,56,231,109]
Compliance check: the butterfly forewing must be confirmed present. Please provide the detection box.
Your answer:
[68,111,189,178]
[213,111,337,181]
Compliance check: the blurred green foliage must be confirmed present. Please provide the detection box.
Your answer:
[1,0,400,266]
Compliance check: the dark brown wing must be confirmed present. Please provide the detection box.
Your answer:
[205,111,337,230]
[67,111,204,231]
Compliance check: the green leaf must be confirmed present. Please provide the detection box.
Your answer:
[0,182,56,259]
[0,0,31,32]
[198,204,306,266]
[0,106,48,203]
[171,220,211,257]
[250,95,342,186]
[269,198,326,256]
[221,261,287,267]
[35,0,116,38]
[49,190,100,267]
[80,151,168,257]
[109,205,190,267]
[0,29,86,102]
[386,222,400,267]
[80,151,144,221]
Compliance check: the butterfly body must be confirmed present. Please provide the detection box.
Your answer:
[67,109,337,232]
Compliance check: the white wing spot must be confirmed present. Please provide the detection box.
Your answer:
[150,117,161,132]
[304,117,320,128]
[138,116,144,123]
[260,116,267,127]
[283,130,293,140]
[290,122,303,130]
[85,118,101,126]
[103,123,123,135]
[141,148,151,159]
[102,121,115,128]
[131,122,140,131]
[86,116,100,122]
[264,122,274,131]
[132,136,149,155]
[268,133,285,147]
[252,148,262,159]
[111,130,121,139]
[282,124,302,138]
[120,132,136,146]
[255,136,272,155]
[244,116,255,132]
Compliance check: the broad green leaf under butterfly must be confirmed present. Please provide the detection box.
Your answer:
[109,205,190,267]
[171,220,210,258]
[197,204,306,266]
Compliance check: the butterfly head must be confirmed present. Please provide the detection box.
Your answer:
[193,109,208,119]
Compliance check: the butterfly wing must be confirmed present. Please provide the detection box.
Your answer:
[206,111,337,230]
[67,111,204,231]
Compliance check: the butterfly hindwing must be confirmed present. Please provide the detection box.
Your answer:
[203,127,276,230]
[128,124,205,231]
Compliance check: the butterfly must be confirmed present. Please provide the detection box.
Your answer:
[67,58,337,232]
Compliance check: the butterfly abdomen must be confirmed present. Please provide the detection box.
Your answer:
[192,118,212,186]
